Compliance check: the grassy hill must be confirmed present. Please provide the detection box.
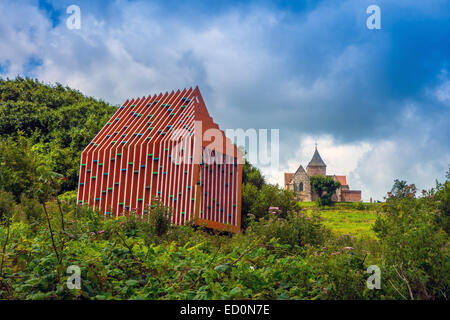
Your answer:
[301,202,380,239]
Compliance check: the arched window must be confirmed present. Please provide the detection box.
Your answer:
[293,183,298,192]
[299,182,303,192]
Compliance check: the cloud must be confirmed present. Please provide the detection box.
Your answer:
[0,1,50,76]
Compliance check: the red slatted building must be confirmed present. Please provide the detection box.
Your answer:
[77,87,242,232]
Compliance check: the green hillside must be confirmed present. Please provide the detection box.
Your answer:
[302,202,380,239]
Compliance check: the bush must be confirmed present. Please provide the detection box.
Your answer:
[148,201,172,237]
[18,195,42,225]
[373,192,449,299]
[246,211,330,248]
[352,201,366,210]
[240,157,296,229]
[305,246,371,299]
[0,135,39,201]
[242,182,297,226]
[0,190,15,222]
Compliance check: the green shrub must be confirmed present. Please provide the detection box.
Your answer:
[0,77,116,193]
[305,246,371,299]
[373,192,449,299]
[148,201,172,237]
[246,211,330,248]
[242,183,297,225]
[352,201,366,210]
[240,157,296,229]
[0,190,15,222]
[19,195,42,225]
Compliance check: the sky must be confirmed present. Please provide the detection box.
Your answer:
[0,0,449,201]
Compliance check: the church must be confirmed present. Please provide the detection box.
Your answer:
[284,146,361,202]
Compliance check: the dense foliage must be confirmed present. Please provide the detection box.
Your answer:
[373,180,450,299]
[241,160,296,229]
[0,175,447,300]
[0,77,116,195]
[0,195,361,300]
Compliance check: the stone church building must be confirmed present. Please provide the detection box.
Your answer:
[284,146,361,202]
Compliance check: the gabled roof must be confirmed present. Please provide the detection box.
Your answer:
[294,164,307,176]
[284,173,294,185]
[307,147,326,167]
[84,86,240,159]
[285,165,308,185]
[334,175,348,186]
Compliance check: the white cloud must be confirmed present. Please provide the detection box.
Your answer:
[0,1,50,76]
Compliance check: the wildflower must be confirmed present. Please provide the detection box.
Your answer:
[344,246,354,250]
[97,230,105,234]
[331,251,340,255]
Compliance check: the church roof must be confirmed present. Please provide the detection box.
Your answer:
[284,173,294,185]
[334,175,348,186]
[307,147,326,167]
[294,164,307,176]
[285,165,308,185]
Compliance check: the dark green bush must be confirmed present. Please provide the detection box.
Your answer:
[0,77,116,193]
[148,201,172,237]
[18,194,42,225]
[373,189,449,299]
[0,190,15,223]
[246,211,330,248]
[352,201,366,210]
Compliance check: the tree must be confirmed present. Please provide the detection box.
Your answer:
[310,175,341,206]
[242,159,265,190]
[0,134,39,201]
[240,156,296,229]
[389,179,416,198]
[0,77,116,192]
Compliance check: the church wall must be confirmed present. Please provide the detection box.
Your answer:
[291,173,312,201]
[306,165,326,177]
[341,190,362,202]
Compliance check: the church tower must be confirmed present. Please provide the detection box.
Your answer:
[306,145,326,176]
